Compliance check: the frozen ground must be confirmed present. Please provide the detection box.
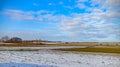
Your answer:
[0,50,120,67]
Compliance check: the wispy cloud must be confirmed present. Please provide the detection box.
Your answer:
[58,0,120,42]
[1,8,120,42]
[0,0,120,42]
[1,9,57,23]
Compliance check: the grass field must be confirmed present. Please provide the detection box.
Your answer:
[0,42,120,54]
[58,47,120,54]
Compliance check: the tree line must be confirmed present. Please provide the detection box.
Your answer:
[0,36,22,43]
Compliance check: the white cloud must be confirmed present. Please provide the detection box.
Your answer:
[2,9,57,23]
[2,9,35,21]
[77,3,87,9]
[58,7,120,42]
[60,17,119,41]
[75,0,89,9]
[90,0,120,12]
[64,6,74,9]
[1,8,120,42]
[105,0,120,7]
[77,0,88,3]
[1,0,120,42]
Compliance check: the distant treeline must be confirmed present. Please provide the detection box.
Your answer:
[0,36,43,44]
[0,36,22,43]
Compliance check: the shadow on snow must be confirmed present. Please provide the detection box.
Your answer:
[0,62,58,67]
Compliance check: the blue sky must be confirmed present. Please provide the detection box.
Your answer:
[0,0,120,42]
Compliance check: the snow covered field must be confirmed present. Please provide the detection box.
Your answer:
[0,50,120,67]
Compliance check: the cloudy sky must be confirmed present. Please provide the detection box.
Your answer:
[0,0,120,42]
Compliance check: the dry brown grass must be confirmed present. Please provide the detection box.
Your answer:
[58,47,120,54]
[0,42,119,47]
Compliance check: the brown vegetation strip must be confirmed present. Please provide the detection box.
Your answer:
[58,47,120,54]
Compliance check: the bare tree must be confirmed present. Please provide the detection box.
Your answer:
[9,37,22,43]
[1,36,9,42]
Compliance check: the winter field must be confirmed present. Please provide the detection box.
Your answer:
[0,45,120,67]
